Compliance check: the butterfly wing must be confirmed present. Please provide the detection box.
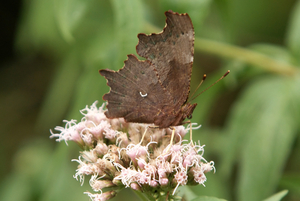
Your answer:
[100,54,172,124]
[100,11,196,128]
[136,11,194,107]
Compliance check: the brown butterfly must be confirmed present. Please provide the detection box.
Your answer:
[100,11,228,129]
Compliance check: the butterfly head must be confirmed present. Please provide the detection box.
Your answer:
[181,103,197,120]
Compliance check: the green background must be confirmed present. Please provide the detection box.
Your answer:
[0,0,300,201]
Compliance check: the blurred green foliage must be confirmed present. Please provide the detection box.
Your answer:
[1,0,300,201]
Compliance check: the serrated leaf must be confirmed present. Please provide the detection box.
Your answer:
[262,190,288,201]
[221,76,299,201]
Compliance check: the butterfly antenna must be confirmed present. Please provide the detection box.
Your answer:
[188,74,207,102]
[189,70,230,102]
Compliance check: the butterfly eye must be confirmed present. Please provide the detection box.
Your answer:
[187,114,192,119]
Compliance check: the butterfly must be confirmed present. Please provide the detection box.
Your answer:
[100,11,199,129]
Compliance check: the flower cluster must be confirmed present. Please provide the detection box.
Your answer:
[50,101,215,201]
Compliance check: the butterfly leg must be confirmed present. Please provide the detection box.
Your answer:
[189,121,194,146]
[163,126,175,154]
[185,121,203,153]
[139,125,159,145]
[182,120,194,146]
[139,126,148,144]
[139,126,150,145]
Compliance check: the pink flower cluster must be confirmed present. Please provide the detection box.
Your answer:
[50,101,215,201]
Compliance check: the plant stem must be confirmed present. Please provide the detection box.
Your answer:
[194,38,298,76]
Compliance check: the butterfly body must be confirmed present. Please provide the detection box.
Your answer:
[152,102,197,128]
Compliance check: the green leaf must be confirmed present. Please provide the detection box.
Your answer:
[221,75,300,201]
[262,190,288,201]
[53,0,91,43]
[187,171,231,200]
[190,196,227,201]
[286,0,300,64]
[0,175,31,201]
[15,0,68,55]
[0,140,87,201]
[110,0,144,69]
[67,62,109,120]
[280,174,300,197]
[36,50,82,131]
[178,186,197,201]
[41,143,88,201]
[0,140,52,201]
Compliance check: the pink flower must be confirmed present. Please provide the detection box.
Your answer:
[193,168,207,185]
[94,142,109,156]
[51,101,214,201]
[80,101,107,124]
[124,142,152,166]
[85,191,116,201]
[87,120,111,139]
[89,175,116,192]
[103,127,117,140]
[50,119,84,146]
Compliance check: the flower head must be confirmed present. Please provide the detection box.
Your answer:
[50,101,214,201]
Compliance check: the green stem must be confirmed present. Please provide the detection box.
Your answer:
[144,22,299,76]
[194,38,298,76]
